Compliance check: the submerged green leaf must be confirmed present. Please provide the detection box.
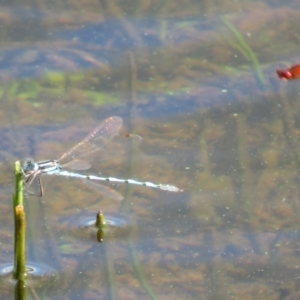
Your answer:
[221,16,265,87]
[84,90,120,105]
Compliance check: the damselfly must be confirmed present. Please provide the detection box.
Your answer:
[21,116,181,197]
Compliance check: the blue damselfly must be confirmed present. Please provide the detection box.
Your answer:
[22,116,181,197]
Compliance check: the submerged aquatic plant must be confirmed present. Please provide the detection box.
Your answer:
[221,16,265,87]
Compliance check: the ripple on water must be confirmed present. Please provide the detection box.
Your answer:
[0,262,58,294]
[68,211,133,241]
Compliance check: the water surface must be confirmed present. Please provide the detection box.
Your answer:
[0,0,300,299]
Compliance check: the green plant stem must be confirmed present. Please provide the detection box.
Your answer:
[13,205,26,280]
[221,16,265,87]
[95,211,107,242]
[13,161,26,281]
[128,232,158,300]
[14,161,23,207]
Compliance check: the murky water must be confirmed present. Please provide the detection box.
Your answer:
[0,0,300,299]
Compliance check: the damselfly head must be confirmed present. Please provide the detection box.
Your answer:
[22,158,39,173]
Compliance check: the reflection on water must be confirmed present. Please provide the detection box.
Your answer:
[65,211,132,241]
[0,0,300,299]
[0,262,59,298]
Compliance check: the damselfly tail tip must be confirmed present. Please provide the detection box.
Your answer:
[160,185,183,192]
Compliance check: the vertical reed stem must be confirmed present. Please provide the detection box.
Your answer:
[13,161,26,281]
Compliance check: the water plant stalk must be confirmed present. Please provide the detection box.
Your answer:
[221,16,265,87]
[95,211,107,242]
[13,161,26,281]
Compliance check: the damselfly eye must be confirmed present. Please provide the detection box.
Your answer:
[25,161,32,168]
[22,159,38,173]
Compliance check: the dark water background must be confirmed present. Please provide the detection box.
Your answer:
[0,0,300,299]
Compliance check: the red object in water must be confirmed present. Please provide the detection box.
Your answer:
[277,64,300,80]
